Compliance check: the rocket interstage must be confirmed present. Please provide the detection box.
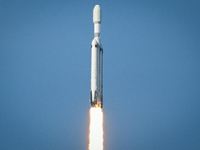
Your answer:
[90,5,103,108]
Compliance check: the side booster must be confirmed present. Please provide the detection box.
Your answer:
[90,5,103,108]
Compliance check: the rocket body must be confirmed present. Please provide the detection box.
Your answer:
[90,5,103,108]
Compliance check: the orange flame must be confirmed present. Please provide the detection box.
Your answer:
[89,107,103,150]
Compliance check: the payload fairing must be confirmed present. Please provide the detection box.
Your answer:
[90,5,103,108]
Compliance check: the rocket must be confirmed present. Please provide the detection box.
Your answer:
[90,5,103,108]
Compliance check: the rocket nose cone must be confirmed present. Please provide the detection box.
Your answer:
[93,5,101,23]
[94,5,101,11]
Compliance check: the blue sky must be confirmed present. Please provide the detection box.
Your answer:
[1,0,200,149]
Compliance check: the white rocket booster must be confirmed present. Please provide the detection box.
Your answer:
[90,5,103,108]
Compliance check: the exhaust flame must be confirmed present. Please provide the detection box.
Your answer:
[89,107,103,150]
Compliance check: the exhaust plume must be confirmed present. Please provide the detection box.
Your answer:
[89,107,103,150]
